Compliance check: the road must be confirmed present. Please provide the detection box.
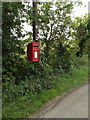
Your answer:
[42,84,88,118]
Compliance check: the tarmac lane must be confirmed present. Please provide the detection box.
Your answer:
[42,84,88,118]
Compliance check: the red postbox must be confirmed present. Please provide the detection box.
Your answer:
[27,42,39,62]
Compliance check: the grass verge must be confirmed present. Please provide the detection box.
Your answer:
[2,63,88,118]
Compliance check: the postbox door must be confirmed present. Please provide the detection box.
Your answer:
[33,47,39,62]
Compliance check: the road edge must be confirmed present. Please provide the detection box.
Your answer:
[30,81,88,118]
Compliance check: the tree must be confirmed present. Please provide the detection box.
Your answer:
[26,0,84,68]
[2,2,26,102]
[2,1,87,104]
[37,1,74,60]
[70,14,89,57]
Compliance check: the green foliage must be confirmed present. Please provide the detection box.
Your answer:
[36,1,74,61]
[2,2,26,103]
[2,1,88,118]
[3,56,88,118]
[70,14,89,57]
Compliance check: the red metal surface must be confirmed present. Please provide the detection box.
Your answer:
[27,42,39,62]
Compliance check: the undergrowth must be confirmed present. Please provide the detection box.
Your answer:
[2,55,88,118]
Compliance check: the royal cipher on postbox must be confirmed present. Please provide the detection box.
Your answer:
[27,42,39,62]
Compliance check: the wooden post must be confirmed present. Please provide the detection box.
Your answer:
[33,2,37,41]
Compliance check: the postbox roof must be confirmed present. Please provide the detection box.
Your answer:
[32,42,39,46]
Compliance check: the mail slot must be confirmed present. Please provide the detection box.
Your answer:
[27,42,39,62]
